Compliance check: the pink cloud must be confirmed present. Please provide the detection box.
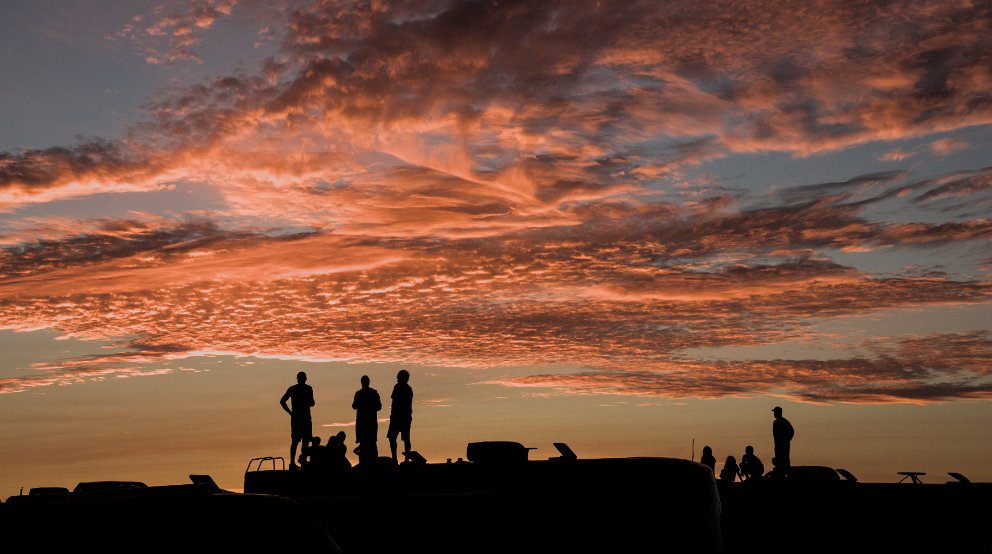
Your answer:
[878,150,914,162]
[5,0,990,210]
[930,137,970,157]
[1,0,990,405]
[112,0,239,65]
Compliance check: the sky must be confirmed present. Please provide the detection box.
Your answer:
[1,0,990,497]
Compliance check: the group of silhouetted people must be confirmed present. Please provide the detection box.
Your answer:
[280,370,797,481]
[298,430,352,472]
[280,370,415,471]
[700,405,794,482]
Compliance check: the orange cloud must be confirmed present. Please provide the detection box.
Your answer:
[111,0,239,65]
[1,0,990,405]
[488,331,992,404]
[6,0,992,211]
[931,137,969,157]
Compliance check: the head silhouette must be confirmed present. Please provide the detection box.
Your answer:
[772,406,783,417]
[703,446,712,456]
[336,431,346,441]
[745,445,754,454]
[297,371,307,383]
[397,369,410,382]
[361,375,370,388]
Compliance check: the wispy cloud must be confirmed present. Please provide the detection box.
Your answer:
[931,137,970,157]
[488,331,992,404]
[110,0,238,65]
[1,0,990,403]
[7,1,992,210]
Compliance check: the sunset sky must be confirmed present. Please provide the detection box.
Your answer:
[1,0,990,497]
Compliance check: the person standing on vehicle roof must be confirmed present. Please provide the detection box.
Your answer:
[387,369,414,463]
[352,375,382,465]
[771,406,794,471]
[281,371,315,470]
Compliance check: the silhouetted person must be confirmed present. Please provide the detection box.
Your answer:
[387,369,414,463]
[301,436,323,470]
[280,371,315,470]
[772,406,794,470]
[739,445,764,481]
[326,431,352,471]
[352,375,382,465]
[700,445,716,473]
[720,455,741,482]
[766,457,787,479]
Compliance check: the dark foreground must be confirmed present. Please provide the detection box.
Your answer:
[3,444,990,553]
[246,449,723,553]
[717,470,992,553]
[0,476,342,552]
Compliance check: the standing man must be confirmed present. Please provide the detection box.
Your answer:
[280,371,315,470]
[771,406,795,471]
[352,375,382,465]
[387,369,414,463]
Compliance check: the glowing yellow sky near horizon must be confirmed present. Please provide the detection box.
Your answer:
[2,349,990,499]
[1,316,990,500]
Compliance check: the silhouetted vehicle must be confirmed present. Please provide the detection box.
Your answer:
[245,441,724,554]
[72,479,148,492]
[717,466,992,553]
[1,474,341,553]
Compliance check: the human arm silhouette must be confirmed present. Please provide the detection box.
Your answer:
[280,388,292,416]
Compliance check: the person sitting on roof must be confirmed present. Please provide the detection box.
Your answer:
[766,457,787,479]
[700,445,716,473]
[739,445,764,481]
[326,431,352,471]
[300,436,324,470]
[720,455,741,482]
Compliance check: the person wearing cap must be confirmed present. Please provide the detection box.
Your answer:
[280,371,316,470]
[771,406,794,471]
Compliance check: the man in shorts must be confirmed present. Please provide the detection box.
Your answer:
[280,371,315,470]
[387,369,413,463]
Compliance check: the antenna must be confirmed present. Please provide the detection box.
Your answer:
[691,438,695,461]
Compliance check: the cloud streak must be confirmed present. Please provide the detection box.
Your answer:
[1,1,990,404]
[111,0,239,65]
[489,330,992,404]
